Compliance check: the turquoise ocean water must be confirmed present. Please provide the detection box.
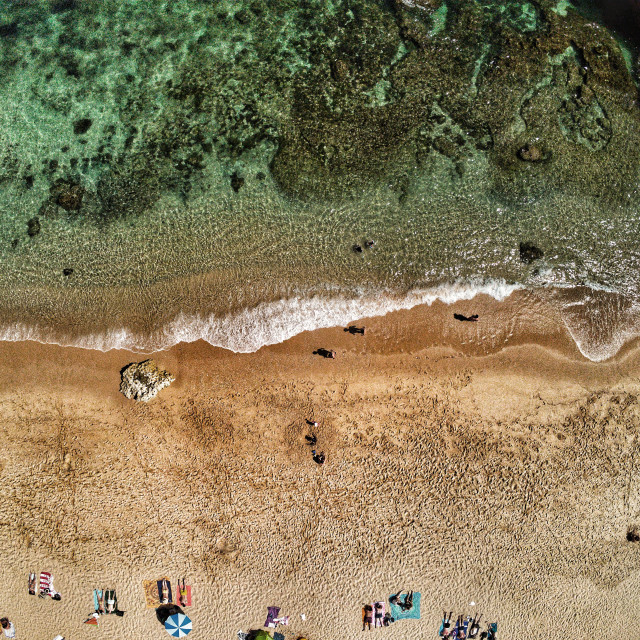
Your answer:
[0,0,639,360]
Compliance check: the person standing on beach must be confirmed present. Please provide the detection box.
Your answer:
[362,604,373,631]
[1,618,15,639]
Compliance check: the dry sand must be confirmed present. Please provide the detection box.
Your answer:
[1,299,640,640]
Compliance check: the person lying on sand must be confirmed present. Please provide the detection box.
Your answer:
[439,611,453,637]
[312,450,325,465]
[178,579,188,607]
[468,614,482,638]
[402,591,413,611]
[454,313,479,322]
[160,579,170,605]
[96,590,104,614]
[313,348,336,359]
[305,434,317,446]
[28,573,36,595]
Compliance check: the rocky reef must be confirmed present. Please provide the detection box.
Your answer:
[0,0,638,229]
[119,359,174,402]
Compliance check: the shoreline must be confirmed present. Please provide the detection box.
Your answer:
[1,282,639,363]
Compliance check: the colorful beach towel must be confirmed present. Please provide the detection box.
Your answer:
[265,606,280,628]
[142,577,171,609]
[388,592,421,620]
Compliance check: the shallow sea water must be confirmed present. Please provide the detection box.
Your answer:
[0,0,639,359]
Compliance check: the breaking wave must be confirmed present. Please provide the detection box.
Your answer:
[0,279,522,353]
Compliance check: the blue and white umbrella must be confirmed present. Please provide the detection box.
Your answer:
[165,613,192,637]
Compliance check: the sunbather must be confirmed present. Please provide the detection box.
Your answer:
[468,614,482,638]
[383,612,393,627]
[402,591,413,611]
[28,573,36,595]
[439,611,453,637]
[1,618,15,639]
[362,604,373,631]
[96,590,104,614]
[160,579,170,605]
[312,450,325,464]
[105,590,116,614]
[487,622,497,640]
[374,602,384,628]
[178,579,188,607]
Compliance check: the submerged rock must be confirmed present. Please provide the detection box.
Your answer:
[519,242,544,264]
[119,359,174,402]
[27,217,40,237]
[517,143,544,162]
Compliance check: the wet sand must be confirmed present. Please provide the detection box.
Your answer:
[1,300,640,639]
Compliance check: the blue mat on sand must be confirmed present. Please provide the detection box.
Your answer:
[388,592,421,620]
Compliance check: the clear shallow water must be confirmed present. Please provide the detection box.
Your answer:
[0,0,639,360]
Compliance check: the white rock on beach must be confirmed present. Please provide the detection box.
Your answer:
[119,359,175,402]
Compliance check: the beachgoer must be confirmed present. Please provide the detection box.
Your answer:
[383,612,393,627]
[311,450,325,465]
[178,579,188,607]
[345,325,365,335]
[486,622,497,640]
[402,591,413,611]
[362,604,373,631]
[160,579,170,604]
[314,348,336,359]
[96,590,104,614]
[454,313,479,322]
[28,573,36,595]
[1,619,15,639]
[305,434,317,446]
[306,420,319,428]
[374,602,383,628]
[439,610,453,637]
[389,592,402,606]
[468,614,482,638]
[365,240,375,248]
[106,591,116,614]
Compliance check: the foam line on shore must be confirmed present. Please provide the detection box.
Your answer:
[0,279,522,354]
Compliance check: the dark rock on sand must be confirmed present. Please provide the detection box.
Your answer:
[627,525,640,542]
[62,268,74,276]
[519,242,544,264]
[119,359,174,402]
[27,217,41,237]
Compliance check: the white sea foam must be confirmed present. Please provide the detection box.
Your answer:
[0,279,522,354]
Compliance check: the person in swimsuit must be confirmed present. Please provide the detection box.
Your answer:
[28,573,36,595]
[374,602,383,628]
[402,591,413,611]
[362,604,373,631]
[440,611,453,637]
[178,579,188,607]
[160,579,170,604]
[106,591,116,614]
[96,590,104,614]
[468,614,482,638]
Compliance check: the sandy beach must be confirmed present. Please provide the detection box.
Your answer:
[1,299,640,640]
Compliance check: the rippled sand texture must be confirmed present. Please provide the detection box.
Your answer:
[0,0,639,354]
[2,332,640,639]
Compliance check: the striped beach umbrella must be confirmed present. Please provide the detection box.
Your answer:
[165,613,192,637]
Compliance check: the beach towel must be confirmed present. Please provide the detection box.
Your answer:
[388,592,421,620]
[487,622,497,640]
[93,589,103,613]
[39,572,59,598]
[373,601,385,628]
[142,577,171,609]
[265,606,280,628]
[177,584,192,607]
